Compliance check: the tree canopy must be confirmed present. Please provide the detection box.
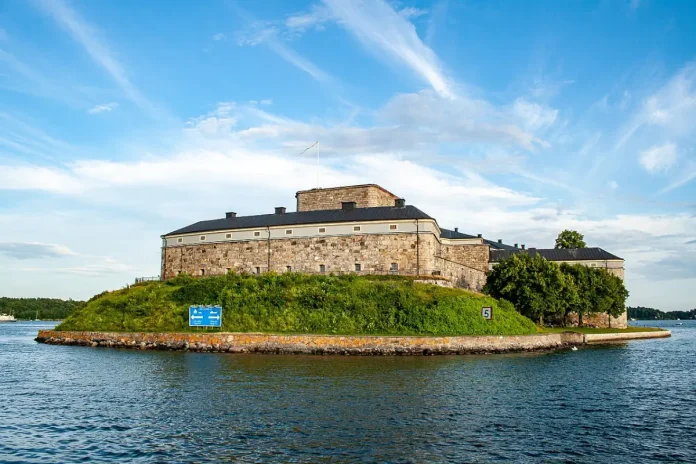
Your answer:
[554,230,586,249]
[484,254,628,326]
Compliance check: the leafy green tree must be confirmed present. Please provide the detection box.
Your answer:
[484,254,576,325]
[559,264,628,326]
[554,230,586,249]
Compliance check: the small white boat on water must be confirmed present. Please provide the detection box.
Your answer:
[0,314,17,323]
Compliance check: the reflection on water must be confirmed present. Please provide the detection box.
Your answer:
[1,321,695,463]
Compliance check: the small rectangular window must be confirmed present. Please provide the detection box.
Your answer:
[353,226,361,232]
[355,263,362,272]
[319,264,326,273]
[226,268,232,273]
[200,269,205,276]
[590,263,597,267]
[286,266,292,272]
[226,233,232,239]
[254,231,261,237]
[389,224,398,230]
[318,227,326,233]
[200,235,206,241]
[390,263,399,274]
[255,267,261,274]
[177,237,183,243]
[285,229,293,235]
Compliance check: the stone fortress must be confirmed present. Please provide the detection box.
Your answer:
[161,184,626,327]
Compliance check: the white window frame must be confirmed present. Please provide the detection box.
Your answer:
[318,227,326,233]
[254,231,261,237]
[226,233,232,239]
[177,237,183,243]
[285,229,293,235]
[389,224,398,231]
[353,226,361,232]
[390,262,399,273]
[200,235,206,241]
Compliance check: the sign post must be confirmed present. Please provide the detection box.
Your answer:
[481,306,493,320]
[189,305,222,328]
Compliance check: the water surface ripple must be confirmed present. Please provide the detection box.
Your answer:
[1,321,694,463]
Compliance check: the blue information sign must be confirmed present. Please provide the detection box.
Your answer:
[189,305,222,327]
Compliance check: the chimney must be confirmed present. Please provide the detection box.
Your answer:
[477,234,482,238]
[521,244,526,250]
[275,207,286,215]
[514,243,518,248]
[497,239,502,244]
[225,212,237,219]
[394,198,406,208]
[454,227,459,233]
[342,201,356,211]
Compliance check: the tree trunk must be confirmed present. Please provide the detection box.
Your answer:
[578,313,583,327]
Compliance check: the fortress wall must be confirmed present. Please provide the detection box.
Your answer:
[163,232,440,278]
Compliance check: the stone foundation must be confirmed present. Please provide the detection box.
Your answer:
[35,329,669,355]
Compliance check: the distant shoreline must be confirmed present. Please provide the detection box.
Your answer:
[35,329,671,355]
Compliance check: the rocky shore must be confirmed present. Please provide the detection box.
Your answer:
[35,329,670,355]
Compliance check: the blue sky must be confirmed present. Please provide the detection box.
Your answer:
[1,0,695,310]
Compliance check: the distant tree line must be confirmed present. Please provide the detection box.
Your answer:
[484,254,628,326]
[0,297,84,320]
[628,306,696,320]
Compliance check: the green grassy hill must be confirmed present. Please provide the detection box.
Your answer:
[56,273,538,336]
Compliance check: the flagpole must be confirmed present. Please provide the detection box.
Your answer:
[316,141,320,188]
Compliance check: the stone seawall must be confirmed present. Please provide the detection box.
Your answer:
[35,330,669,355]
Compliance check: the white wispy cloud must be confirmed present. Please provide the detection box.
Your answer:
[323,0,454,99]
[615,62,696,150]
[32,0,158,115]
[260,99,273,105]
[88,102,119,114]
[212,32,226,41]
[286,3,333,31]
[236,21,333,83]
[0,242,75,259]
[640,142,677,173]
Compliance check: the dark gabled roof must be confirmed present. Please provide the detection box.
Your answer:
[484,238,519,251]
[490,247,623,262]
[440,228,477,239]
[440,229,518,250]
[164,205,433,236]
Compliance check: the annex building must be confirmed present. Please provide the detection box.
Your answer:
[161,184,625,295]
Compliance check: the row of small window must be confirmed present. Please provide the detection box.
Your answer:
[177,224,400,243]
[197,263,399,276]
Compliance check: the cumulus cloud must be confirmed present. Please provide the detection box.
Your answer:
[0,242,75,259]
[640,142,677,173]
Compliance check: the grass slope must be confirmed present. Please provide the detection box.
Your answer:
[57,273,538,336]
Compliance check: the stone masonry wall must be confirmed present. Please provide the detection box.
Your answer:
[162,233,485,290]
[164,233,439,278]
[296,185,398,212]
[439,243,490,273]
[36,330,670,354]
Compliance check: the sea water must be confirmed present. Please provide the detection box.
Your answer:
[1,320,694,463]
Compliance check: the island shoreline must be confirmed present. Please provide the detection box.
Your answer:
[35,329,671,355]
